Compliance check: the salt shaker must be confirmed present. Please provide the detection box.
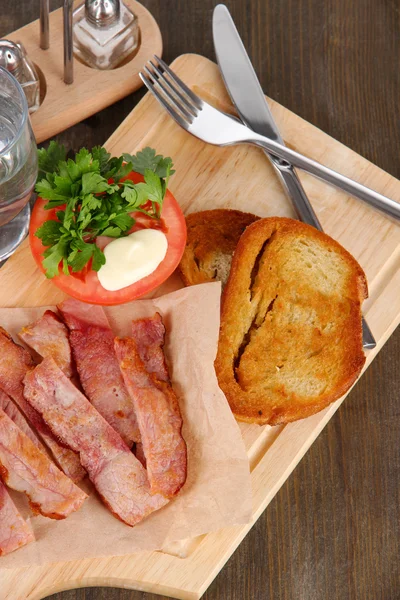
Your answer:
[73,0,139,70]
[0,40,40,113]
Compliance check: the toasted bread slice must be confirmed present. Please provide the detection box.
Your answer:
[179,209,259,287]
[214,217,367,425]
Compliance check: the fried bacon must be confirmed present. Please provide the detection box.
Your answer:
[0,481,35,556]
[115,315,187,499]
[24,358,169,527]
[131,313,169,382]
[58,299,140,447]
[0,408,87,519]
[19,310,74,378]
[0,327,85,483]
[0,389,42,449]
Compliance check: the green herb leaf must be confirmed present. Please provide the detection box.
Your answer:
[143,169,163,205]
[42,238,69,279]
[162,162,172,198]
[101,226,122,237]
[53,175,72,197]
[69,243,94,272]
[111,212,135,231]
[37,141,67,179]
[92,245,106,271]
[78,209,93,231]
[75,148,94,175]
[120,184,138,205]
[81,193,103,211]
[91,146,111,175]
[81,172,109,195]
[124,147,175,178]
[133,182,153,207]
[65,158,81,183]
[36,179,69,202]
[35,220,63,246]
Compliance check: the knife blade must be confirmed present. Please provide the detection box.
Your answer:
[212,5,284,144]
[212,3,322,227]
[212,4,376,349]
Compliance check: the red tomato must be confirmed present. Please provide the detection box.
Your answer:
[29,172,187,305]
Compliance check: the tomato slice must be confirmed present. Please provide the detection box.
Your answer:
[29,172,187,305]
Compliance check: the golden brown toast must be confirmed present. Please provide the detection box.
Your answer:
[179,209,259,287]
[214,217,367,425]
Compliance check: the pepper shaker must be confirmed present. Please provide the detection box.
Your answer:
[0,40,41,113]
[73,0,139,70]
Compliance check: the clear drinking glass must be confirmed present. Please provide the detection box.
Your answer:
[0,66,38,261]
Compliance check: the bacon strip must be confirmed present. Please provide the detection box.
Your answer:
[131,314,186,496]
[24,358,169,526]
[0,481,35,556]
[131,314,187,426]
[58,298,140,447]
[131,314,170,469]
[131,313,169,382]
[19,310,74,378]
[0,327,85,483]
[0,389,42,449]
[0,408,87,519]
[115,329,187,499]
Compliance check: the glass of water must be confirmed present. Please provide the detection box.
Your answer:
[0,66,38,261]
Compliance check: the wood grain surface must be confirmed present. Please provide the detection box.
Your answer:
[1,1,399,600]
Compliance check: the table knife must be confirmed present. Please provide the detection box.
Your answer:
[212,4,376,349]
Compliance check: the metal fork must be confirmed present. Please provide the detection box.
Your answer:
[140,57,400,223]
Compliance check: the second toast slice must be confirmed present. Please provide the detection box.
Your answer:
[215,217,367,425]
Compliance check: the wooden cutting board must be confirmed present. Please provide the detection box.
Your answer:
[1,54,399,600]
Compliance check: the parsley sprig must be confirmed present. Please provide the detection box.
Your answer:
[34,142,174,278]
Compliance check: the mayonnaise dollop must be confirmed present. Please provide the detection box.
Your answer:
[97,229,168,292]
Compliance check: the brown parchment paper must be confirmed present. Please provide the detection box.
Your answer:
[0,282,252,570]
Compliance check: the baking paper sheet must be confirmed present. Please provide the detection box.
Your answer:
[0,283,252,569]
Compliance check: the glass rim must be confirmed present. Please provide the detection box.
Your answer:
[0,65,29,157]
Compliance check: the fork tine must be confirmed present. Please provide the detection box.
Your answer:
[143,65,195,123]
[139,72,189,130]
[153,56,203,110]
[149,60,198,117]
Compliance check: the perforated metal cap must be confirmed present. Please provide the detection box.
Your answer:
[0,40,23,79]
[85,0,120,27]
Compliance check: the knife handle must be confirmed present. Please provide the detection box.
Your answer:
[267,153,323,230]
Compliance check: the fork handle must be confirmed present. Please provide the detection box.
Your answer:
[251,135,400,221]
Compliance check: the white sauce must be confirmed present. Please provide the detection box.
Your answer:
[97,229,168,292]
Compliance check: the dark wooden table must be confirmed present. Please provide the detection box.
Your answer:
[2,1,399,599]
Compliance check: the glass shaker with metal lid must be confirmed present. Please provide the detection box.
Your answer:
[0,40,40,113]
[73,0,139,70]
